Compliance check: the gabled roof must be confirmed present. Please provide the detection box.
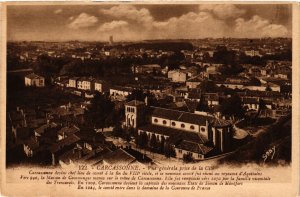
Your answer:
[150,107,213,125]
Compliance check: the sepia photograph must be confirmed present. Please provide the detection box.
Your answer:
[1,2,299,197]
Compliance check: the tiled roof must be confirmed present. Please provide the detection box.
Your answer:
[150,107,213,125]
[102,148,136,165]
[176,140,213,155]
[138,124,208,144]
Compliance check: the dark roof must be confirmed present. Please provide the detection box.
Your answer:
[49,134,80,153]
[175,140,213,155]
[185,100,199,113]
[9,111,23,122]
[34,122,57,135]
[87,148,113,166]
[103,148,136,165]
[69,77,80,80]
[57,125,80,136]
[150,107,213,125]
[138,124,208,144]
[241,97,259,104]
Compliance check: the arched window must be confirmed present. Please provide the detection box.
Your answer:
[163,120,167,125]
[154,118,158,123]
[171,122,176,126]
[201,127,206,132]
[181,124,185,128]
[190,125,195,130]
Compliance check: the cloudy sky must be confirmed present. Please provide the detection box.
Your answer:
[7,4,292,41]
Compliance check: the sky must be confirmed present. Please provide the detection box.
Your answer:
[7,4,292,42]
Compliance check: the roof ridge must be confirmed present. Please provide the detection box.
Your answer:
[151,106,208,117]
[119,148,136,160]
[197,143,204,154]
[177,113,184,120]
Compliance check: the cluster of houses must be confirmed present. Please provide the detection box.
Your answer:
[7,103,149,166]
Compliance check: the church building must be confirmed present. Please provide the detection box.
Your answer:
[124,100,234,161]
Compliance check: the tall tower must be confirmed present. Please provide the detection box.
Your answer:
[109,35,113,45]
[211,119,233,153]
[125,100,146,129]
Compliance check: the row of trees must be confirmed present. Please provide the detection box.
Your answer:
[28,50,186,79]
[135,132,176,158]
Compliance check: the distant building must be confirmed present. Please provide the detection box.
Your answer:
[77,78,95,91]
[24,73,45,87]
[109,86,133,101]
[94,80,108,93]
[132,64,161,74]
[68,77,79,88]
[109,35,113,45]
[168,70,187,83]
[245,50,261,57]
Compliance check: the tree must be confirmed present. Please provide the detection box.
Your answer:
[84,92,114,130]
[183,153,194,163]
[126,89,146,102]
[220,94,245,120]
[199,80,217,93]
[139,132,148,148]
[265,85,272,91]
[196,94,209,112]
[150,133,158,151]
[253,99,267,122]
[164,142,176,158]
[112,124,123,137]
[160,136,165,153]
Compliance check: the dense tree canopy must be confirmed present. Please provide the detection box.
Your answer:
[84,92,115,129]
[220,94,245,119]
